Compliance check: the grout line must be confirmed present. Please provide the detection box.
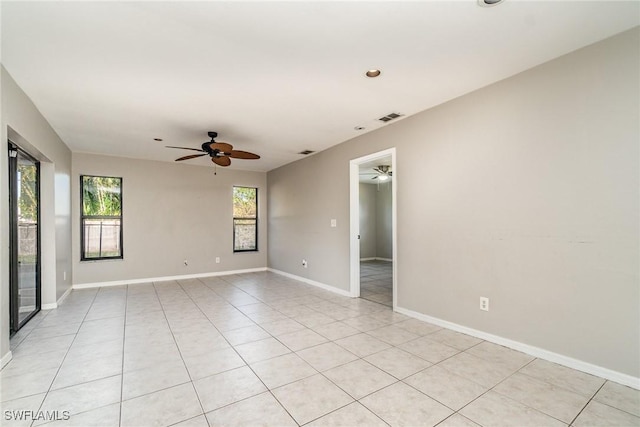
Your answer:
[117,284,128,427]
[29,288,101,427]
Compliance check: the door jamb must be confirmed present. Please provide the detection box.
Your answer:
[349,147,397,310]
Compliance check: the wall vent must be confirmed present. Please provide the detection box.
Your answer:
[298,150,315,155]
[378,112,403,122]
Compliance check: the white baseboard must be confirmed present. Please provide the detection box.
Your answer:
[360,257,376,261]
[360,257,393,262]
[72,267,268,289]
[42,303,57,310]
[57,286,72,305]
[267,268,353,298]
[1,351,13,370]
[395,306,640,390]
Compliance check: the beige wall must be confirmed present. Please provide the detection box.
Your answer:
[72,153,267,285]
[359,182,393,260]
[375,182,392,260]
[267,28,639,377]
[1,67,73,362]
[359,183,377,259]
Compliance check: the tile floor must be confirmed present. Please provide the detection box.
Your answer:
[360,260,392,307]
[1,271,638,427]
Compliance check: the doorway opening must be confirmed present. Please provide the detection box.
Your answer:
[349,148,397,309]
[8,142,41,335]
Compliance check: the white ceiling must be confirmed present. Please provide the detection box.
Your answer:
[2,1,638,172]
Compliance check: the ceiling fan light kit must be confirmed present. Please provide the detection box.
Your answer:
[167,131,260,168]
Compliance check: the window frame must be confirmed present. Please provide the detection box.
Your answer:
[233,186,258,253]
[80,175,124,261]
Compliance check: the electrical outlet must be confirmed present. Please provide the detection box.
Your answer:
[63,271,66,281]
[215,257,220,264]
[331,219,337,227]
[480,297,489,311]
[184,260,188,266]
[302,259,308,268]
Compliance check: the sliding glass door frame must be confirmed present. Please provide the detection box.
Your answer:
[8,141,42,335]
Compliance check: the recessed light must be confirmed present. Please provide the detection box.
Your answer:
[478,0,504,7]
[365,69,381,78]
[354,126,365,131]
[153,138,163,141]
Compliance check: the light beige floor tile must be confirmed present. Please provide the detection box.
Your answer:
[493,372,590,423]
[593,381,640,416]
[0,350,67,377]
[0,393,46,427]
[573,400,640,427]
[438,352,519,388]
[334,333,391,357]
[26,322,81,340]
[404,365,488,411]
[245,310,289,324]
[205,391,297,427]
[296,342,359,372]
[394,318,442,336]
[277,329,328,352]
[518,359,606,397]
[173,332,230,357]
[121,382,202,427]
[0,368,58,402]
[460,391,566,427]
[170,415,209,427]
[366,324,420,346]
[437,414,481,427]
[365,347,431,379]
[234,337,291,364]
[307,402,388,427]
[124,343,183,372]
[272,374,354,425]
[39,402,120,427]
[193,366,266,412]
[465,341,534,371]
[399,336,459,363]
[210,315,255,332]
[324,359,397,400]
[183,346,246,380]
[260,318,306,336]
[250,353,317,389]
[293,312,336,328]
[221,324,270,346]
[122,359,190,400]
[37,375,121,424]
[360,381,452,427]
[426,329,483,351]
[312,321,360,341]
[343,315,390,332]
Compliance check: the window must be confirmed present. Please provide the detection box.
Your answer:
[233,186,257,252]
[81,175,123,260]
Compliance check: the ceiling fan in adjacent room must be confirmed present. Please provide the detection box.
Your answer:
[166,131,260,167]
[369,165,392,181]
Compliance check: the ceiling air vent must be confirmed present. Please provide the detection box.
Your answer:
[378,112,403,122]
[298,150,315,155]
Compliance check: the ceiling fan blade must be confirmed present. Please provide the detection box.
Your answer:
[209,142,233,152]
[166,146,205,152]
[371,176,378,180]
[228,150,260,160]
[212,156,231,167]
[175,154,207,161]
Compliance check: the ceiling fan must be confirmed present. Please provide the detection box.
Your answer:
[370,165,392,181]
[166,131,260,167]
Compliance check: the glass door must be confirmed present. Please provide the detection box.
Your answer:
[9,143,41,335]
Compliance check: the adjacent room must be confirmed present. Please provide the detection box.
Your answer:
[1,1,638,426]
